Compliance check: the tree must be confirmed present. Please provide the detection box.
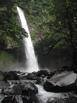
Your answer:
[0,0,26,49]
[52,0,77,67]
[0,0,77,69]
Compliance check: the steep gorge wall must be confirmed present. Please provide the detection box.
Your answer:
[37,48,72,71]
[0,48,72,71]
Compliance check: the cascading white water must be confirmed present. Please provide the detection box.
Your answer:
[17,6,39,72]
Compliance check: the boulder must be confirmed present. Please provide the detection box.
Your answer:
[12,81,38,96]
[24,72,43,84]
[22,96,31,103]
[47,71,56,79]
[4,71,19,80]
[22,95,39,103]
[44,71,77,92]
[22,81,38,96]
[1,96,17,103]
[44,80,76,92]
[17,72,27,80]
[47,94,77,103]
[26,72,37,80]
[36,69,50,77]
[47,98,65,103]
[50,71,77,86]
[12,81,38,103]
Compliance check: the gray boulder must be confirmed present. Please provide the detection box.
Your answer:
[44,71,77,92]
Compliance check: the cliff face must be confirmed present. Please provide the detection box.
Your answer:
[0,47,26,71]
[37,48,72,71]
[0,48,72,71]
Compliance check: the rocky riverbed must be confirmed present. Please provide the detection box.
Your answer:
[0,69,77,103]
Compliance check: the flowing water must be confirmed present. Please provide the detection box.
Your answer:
[36,85,62,103]
[17,6,39,72]
[16,6,65,103]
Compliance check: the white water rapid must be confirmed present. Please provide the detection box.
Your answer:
[17,6,39,72]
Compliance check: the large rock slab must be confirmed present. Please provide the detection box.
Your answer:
[44,71,77,92]
[50,71,77,86]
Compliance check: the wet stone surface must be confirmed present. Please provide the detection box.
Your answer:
[0,70,77,103]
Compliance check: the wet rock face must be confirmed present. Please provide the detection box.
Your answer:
[22,95,39,103]
[21,82,38,96]
[43,71,77,93]
[4,71,19,80]
[2,96,18,103]
[1,81,38,103]
[2,96,38,103]
[44,79,76,92]
[23,70,50,85]
[36,69,50,77]
[0,70,77,103]
[22,96,31,103]
[47,98,65,103]
[11,81,38,95]
[47,96,77,103]
[26,69,50,78]
[26,72,37,80]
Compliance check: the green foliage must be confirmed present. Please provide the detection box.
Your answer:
[0,51,16,70]
[0,1,23,48]
[0,0,77,52]
[53,0,77,47]
[0,51,14,61]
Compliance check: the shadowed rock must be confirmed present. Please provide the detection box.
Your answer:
[2,96,18,103]
[12,81,38,95]
[36,69,50,78]
[4,71,19,80]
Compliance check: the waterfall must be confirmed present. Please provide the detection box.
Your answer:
[17,6,39,72]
